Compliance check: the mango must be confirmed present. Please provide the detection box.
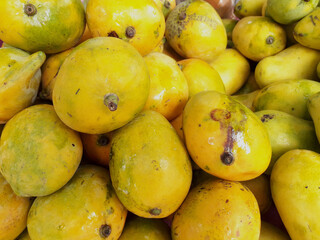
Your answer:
[53,37,150,134]
[170,113,184,142]
[235,0,266,18]
[172,179,260,239]
[28,165,127,240]
[222,18,238,48]
[255,110,320,174]
[253,79,320,120]
[294,7,320,50]
[236,72,260,95]
[209,49,250,95]
[266,0,319,24]
[0,104,82,197]
[165,0,227,62]
[260,221,290,240]
[110,110,192,218]
[255,44,320,88]
[183,91,271,181]
[308,92,320,143]
[0,174,31,240]
[119,217,171,240]
[271,150,320,240]
[87,0,165,56]
[232,90,260,110]
[0,47,45,123]
[143,52,189,121]
[153,0,176,18]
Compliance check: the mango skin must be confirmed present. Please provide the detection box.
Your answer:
[294,8,320,50]
[172,179,260,240]
[253,79,320,120]
[209,49,250,95]
[260,221,290,240]
[110,110,192,218]
[183,91,271,181]
[235,0,266,18]
[255,44,320,88]
[308,92,320,143]
[255,110,320,174]
[0,174,31,240]
[271,150,320,240]
[232,16,286,61]
[266,0,319,24]
[232,90,260,111]
[0,104,82,197]
[53,37,150,134]
[153,0,176,18]
[165,0,227,62]
[28,165,127,240]
[119,217,171,240]
[236,72,260,95]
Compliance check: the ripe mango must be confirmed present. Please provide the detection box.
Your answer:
[235,0,266,18]
[308,92,320,143]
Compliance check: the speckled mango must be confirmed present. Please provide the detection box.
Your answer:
[171,179,261,240]
[165,0,227,62]
[0,0,85,53]
[27,165,127,240]
[0,47,45,123]
[110,110,192,218]
[52,37,150,134]
[183,91,271,181]
[0,104,82,197]
[253,79,320,120]
[308,92,320,143]
[0,174,31,240]
[271,150,320,240]
[260,221,290,240]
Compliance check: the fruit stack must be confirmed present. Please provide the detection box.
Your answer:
[0,0,320,239]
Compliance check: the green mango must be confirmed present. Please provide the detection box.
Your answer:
[308,92,320,144]
[294,7,320,50]
[255,44,320,88]
[266,0,319,24]
[222,19,238,48]
[253,79,320,120]
[232,90,260,110]
[255,110,320,174]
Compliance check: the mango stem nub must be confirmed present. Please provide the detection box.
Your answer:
[266,36,274,45]
[24,3,37,16]
[164,0,171,9]
[104,93,119,111]
[99,224,112,238]
[126,26,136,38]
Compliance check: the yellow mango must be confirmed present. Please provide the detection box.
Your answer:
[255,44,320,88]
[260,221,290,240]
[271,150,320,240]
[119,217,171,240]
[236,72,260,95]
[110,110,192,218]
[209,49,250,95]
[0,47,45,123]
[294,8,320,50]
[143,52,189,121]
[183,91,271,181]
[28,165,127,240]
[232,90,260,111]
[235,0,266,18]
[53,37,150,134]
[253,79,320,120]
[0,104,82,197]
[233,16,286,61]
[172,179,260,239]
[153,0,176,18]
[308,92,320,143]
[178,58,225,98]
[170,113,184,142]
[0,174,31,240]
[165,0,227,62]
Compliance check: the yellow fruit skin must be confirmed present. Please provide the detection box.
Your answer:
[0,174,31,240]
[235,0,266,18]
[53,37,150,134]
[232,90,260,111]
[87,0,165,56]
[260,221,290,240]
[110,110,192,218]
[165,0,227,62]
[153,0,176,18]
[0,0,85,54]
[294,8,320,50]
[172,179,260,240]
[253,79,320,120]
[255,44,320,88]
[119,217,171,240]
[0,104,82,197]
[209,49,250,95]
[178,58,225,98]
[170,113,185,142]
[232,16,286,61]
[0,47,46,123]
[183,91,271,181]
[308,92,320,143]
[40,49,72,100]
[143,52,189,121]
[27,165,127,240]
[271,150,320,240]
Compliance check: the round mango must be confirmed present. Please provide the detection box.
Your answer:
[0,104,82,197]
[52,37,150,134]
[28,165,127,240]
[0,0,85,53]
[183,91,271,181]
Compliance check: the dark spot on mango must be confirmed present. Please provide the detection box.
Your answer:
[291,107,295,111]
[104,93,119,111]
[107,207,114,215]
[204,165,210,170]
[240,188,244,191]
[149,208,161,216]
[310,15,316,26]
[67,112,72,117]
[99,224,112,238]
[261,114,274,122]
[236,4,242,11]
[198,124,201,127]
[108,31,119,38]
[97,135,109,146]
[221,152,234,165]
[72,144,75,147]
[266,36,274,45]
[75,88,80,95]
[225,199,229,203]
[179,12,187,20]
[305,186,308,189]
[24,3,37,16]
[126,26,136,38]
[210,109,231,121]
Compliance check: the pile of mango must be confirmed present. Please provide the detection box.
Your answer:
[1,0,320,239]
